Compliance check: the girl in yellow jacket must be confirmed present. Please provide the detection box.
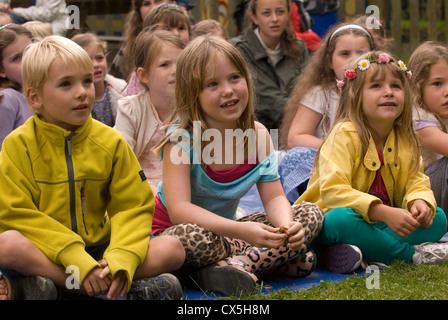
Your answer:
[297,51,448,273]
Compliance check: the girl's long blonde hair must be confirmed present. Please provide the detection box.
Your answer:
[279,18,382,149]
[327,50,420,174]
[408,41,448,133]
[153,36,256,164]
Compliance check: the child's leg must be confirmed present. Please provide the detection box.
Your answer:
[316,207,447,265]
[425,157,448,226]
[159,223,243,268]
[158,223,254,296]
[195,203,324,295]
[134,235,185,278]
[0,230,65,299]
[217,202,324,276]
[0,230,67,287]
[238,202,324,245]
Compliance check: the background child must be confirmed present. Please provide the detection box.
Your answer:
[124,3,191,96]
[0,36,185,300]
[192,19,228,40]
[278,21,381,203]
[109,0,175,80]
[152,36,324,296]
[0,0,68,36]
[23,20,53,38]
[297,51,448,273]
[230,0,309,131]
[409,41,448,223]
[71,32,126,127]
[0,24,33,151]
[114,29,185,194]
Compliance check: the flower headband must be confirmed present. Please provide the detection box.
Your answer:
[336,53,412,89]
[0,23,16,31]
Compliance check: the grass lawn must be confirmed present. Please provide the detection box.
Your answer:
[232,261,448,300]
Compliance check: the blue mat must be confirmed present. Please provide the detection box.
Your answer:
[183,268,365,300]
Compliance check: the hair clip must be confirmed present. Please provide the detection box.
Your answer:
[0,23,16,30]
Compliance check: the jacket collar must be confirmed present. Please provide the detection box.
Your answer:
[364,128,397,171]
[34,114,92,147]
[244,28,290,61]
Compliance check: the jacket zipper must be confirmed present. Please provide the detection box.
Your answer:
[65,132,78,233]
[80,180,89,235]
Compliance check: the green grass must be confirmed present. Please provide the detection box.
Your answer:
[229,261,448,300]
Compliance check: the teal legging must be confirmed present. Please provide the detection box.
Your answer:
[315,207,447,264]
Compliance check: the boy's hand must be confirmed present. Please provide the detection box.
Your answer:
[105,270,128,300]
[82,266,111,297]
[97,260,128,300]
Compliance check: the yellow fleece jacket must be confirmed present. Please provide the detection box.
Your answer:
[0,115,154,289]
[296,121,436,223]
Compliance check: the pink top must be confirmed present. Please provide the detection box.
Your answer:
[205,162,256,183]
[367,152,390,206]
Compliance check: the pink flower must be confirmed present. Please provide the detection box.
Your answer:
[336,79,345,88]
[378,54,390,63]
[406,70,413,79]
[345,69,357,80]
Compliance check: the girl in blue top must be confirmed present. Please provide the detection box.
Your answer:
[152,36,324,296]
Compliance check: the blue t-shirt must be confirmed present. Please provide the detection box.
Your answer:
[157,126,280,220]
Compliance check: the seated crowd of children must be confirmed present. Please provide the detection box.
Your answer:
[1,0,448,301]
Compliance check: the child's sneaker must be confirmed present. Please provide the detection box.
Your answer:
[195,264,258,297]
[413,242,448,264]
[127,273,183,300]
[318,243,363,274]
[15,276,57,300]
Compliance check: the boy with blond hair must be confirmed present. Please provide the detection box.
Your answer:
[0,36,185,300]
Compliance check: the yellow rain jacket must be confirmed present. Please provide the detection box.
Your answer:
[0,115,154,289]
[296,121,436,223]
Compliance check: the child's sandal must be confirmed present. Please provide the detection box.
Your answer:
[0,275,13,300]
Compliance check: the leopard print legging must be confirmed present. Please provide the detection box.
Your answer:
[157,202,324,275]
